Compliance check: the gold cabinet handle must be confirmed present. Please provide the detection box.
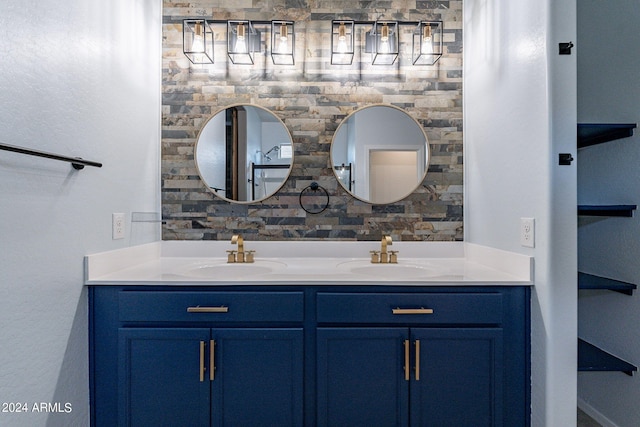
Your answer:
[392,307,434,315]
[414,340,421,381]
[199,341,205,382]
[210,340,215,381]
[403,340,410,381]
[187,306,229,313]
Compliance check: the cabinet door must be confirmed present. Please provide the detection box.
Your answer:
[317,328,409,427]
[410,328,504,427]
[211,328,303,427]
[118,328,211,427]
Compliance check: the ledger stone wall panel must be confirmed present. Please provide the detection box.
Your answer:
[162,0,463,241]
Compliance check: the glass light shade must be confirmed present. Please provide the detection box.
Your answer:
[227,20,261,65]
[183,19,214,64]
[412,21,443,65]
[271,21,295,65]
[331,21,355,65]
[364,21,399,65]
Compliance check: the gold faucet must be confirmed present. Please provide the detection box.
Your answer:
[380,235,392,263]
[371,235,397,264]
[229,234,254,263]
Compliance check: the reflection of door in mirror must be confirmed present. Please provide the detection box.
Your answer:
[369,151,419,204]
[222,106,255,200]
[225,107,239,200]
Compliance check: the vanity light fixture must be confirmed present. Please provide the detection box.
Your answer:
[271,20,295,65]
[227,20,261,65]
[364,21,399,65]
[182,18,442,67]
[183,19,295,66]
[183,19,214,64]
[331,20,355,65]
[412,21,443,65]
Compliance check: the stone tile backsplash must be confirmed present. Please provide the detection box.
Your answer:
[162,0,463,241]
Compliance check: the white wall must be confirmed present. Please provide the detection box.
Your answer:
[0,0,161,425]
[0,1,583,425]
[464,0,577,425]
[577,2,640,426]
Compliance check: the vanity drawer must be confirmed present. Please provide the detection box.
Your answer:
[119,291,304,323]
[316,292,503,324]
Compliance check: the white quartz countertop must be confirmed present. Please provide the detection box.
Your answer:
[84,241,533,286]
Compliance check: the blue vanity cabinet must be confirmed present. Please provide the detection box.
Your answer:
[91,288,304,427]
[118,328,211,426]
[118,327,303,426]
[90,285,529,426]
[315,290,528,427]
[209,328,303,426]
[316,328,503,427]
[409,328,504,426]
[317,327,411,426]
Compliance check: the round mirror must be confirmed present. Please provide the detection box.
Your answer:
[195,105,294,203]
[331,105,430,204]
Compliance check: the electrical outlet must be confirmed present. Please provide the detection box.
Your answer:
[520,217,535,248]
[112,213,125,240]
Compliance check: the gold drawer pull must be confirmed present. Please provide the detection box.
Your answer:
[392,307,434,315]
[187,306,229,313]
[403,340,410,381]
[199,341,205,382]
[210,340,216,381]
[415,340,421,381]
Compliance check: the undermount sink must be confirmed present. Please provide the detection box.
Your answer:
[176,260,287,279]
[337,260,436,279]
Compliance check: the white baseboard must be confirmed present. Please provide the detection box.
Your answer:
[578,397,619,427]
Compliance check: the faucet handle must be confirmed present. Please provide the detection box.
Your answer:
[370,250,380,264]
[389,250,399,264]
[245,250,255,263]
[226,250,237,263]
